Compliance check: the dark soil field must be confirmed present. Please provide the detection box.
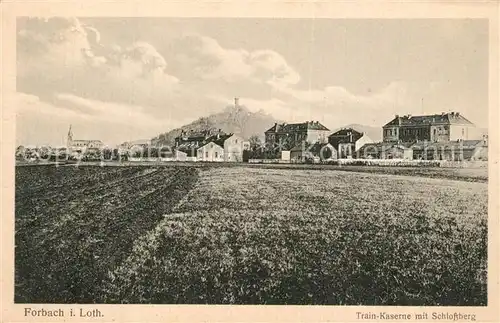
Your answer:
[15,165,488,305]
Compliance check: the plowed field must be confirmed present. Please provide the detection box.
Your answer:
[15,165,487,305]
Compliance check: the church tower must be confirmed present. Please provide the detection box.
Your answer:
[67,125,73,151]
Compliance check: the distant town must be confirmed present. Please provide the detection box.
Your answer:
[16,98,488,165]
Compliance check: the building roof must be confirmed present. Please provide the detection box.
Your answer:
[328,127,365,144]
[265,121,330,133]
[205,133,234,148]
[383,112,474,128]
[329,127,364,137]
[72,139,103,143]
[175,129,220,141]
[120,139,151,147]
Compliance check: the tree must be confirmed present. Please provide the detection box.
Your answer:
[16,145,26,158]
[248,135,263,151]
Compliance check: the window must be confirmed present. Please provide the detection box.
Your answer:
[205,152,208,158]
[235,139,238,143]
[215,152,218,158]
[462,128,465,136]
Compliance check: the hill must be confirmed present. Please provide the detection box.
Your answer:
[152,104,281,146]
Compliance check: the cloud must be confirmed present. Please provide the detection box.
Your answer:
[15,92,187,146]
[175,34,300,87]
[17,17,179,106]
[210,81,411,129]
[16,92,85,120]
[18,17,105,70]
[53,93,171,128]
[173,33,410,126]
[16,18,419,146]
[279,81,409,108]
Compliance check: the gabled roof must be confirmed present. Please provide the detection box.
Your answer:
[205,134,234,148]
[265,121,330,133]
[383,113,474,128]
[197,134,234,150]
[329,127,364,138]
[175,129,214,142]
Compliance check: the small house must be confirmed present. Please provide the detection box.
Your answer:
[328,127,373,159]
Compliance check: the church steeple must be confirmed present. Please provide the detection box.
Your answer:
[67,125,73,149]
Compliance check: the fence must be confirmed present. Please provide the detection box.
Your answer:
[320,159,441,167]
[248,159,290,164]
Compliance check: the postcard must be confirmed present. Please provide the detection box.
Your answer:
[1,1,498,322]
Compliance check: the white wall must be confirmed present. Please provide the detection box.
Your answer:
[306,130,330,144]
[197,142,224,162]
[224,134,244,162]
[355,134,374,151]
[450,125,476,141]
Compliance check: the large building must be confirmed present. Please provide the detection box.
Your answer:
[356,112,486,161]
[382,112,476,143]
[264,121,330,151]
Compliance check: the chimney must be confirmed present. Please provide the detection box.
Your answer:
[234,97,239,107]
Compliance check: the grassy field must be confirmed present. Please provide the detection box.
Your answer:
[15,165,487,305]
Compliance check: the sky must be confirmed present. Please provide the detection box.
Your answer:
[16,17,489,146]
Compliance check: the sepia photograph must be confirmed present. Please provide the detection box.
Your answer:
[13,16,490,306]
[1,1,499,321]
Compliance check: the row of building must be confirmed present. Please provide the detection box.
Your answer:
[23,99,486,163]
[157,108,487,163]
[263,111,487,162]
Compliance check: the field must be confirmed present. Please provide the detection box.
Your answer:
[15,165,487,305]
